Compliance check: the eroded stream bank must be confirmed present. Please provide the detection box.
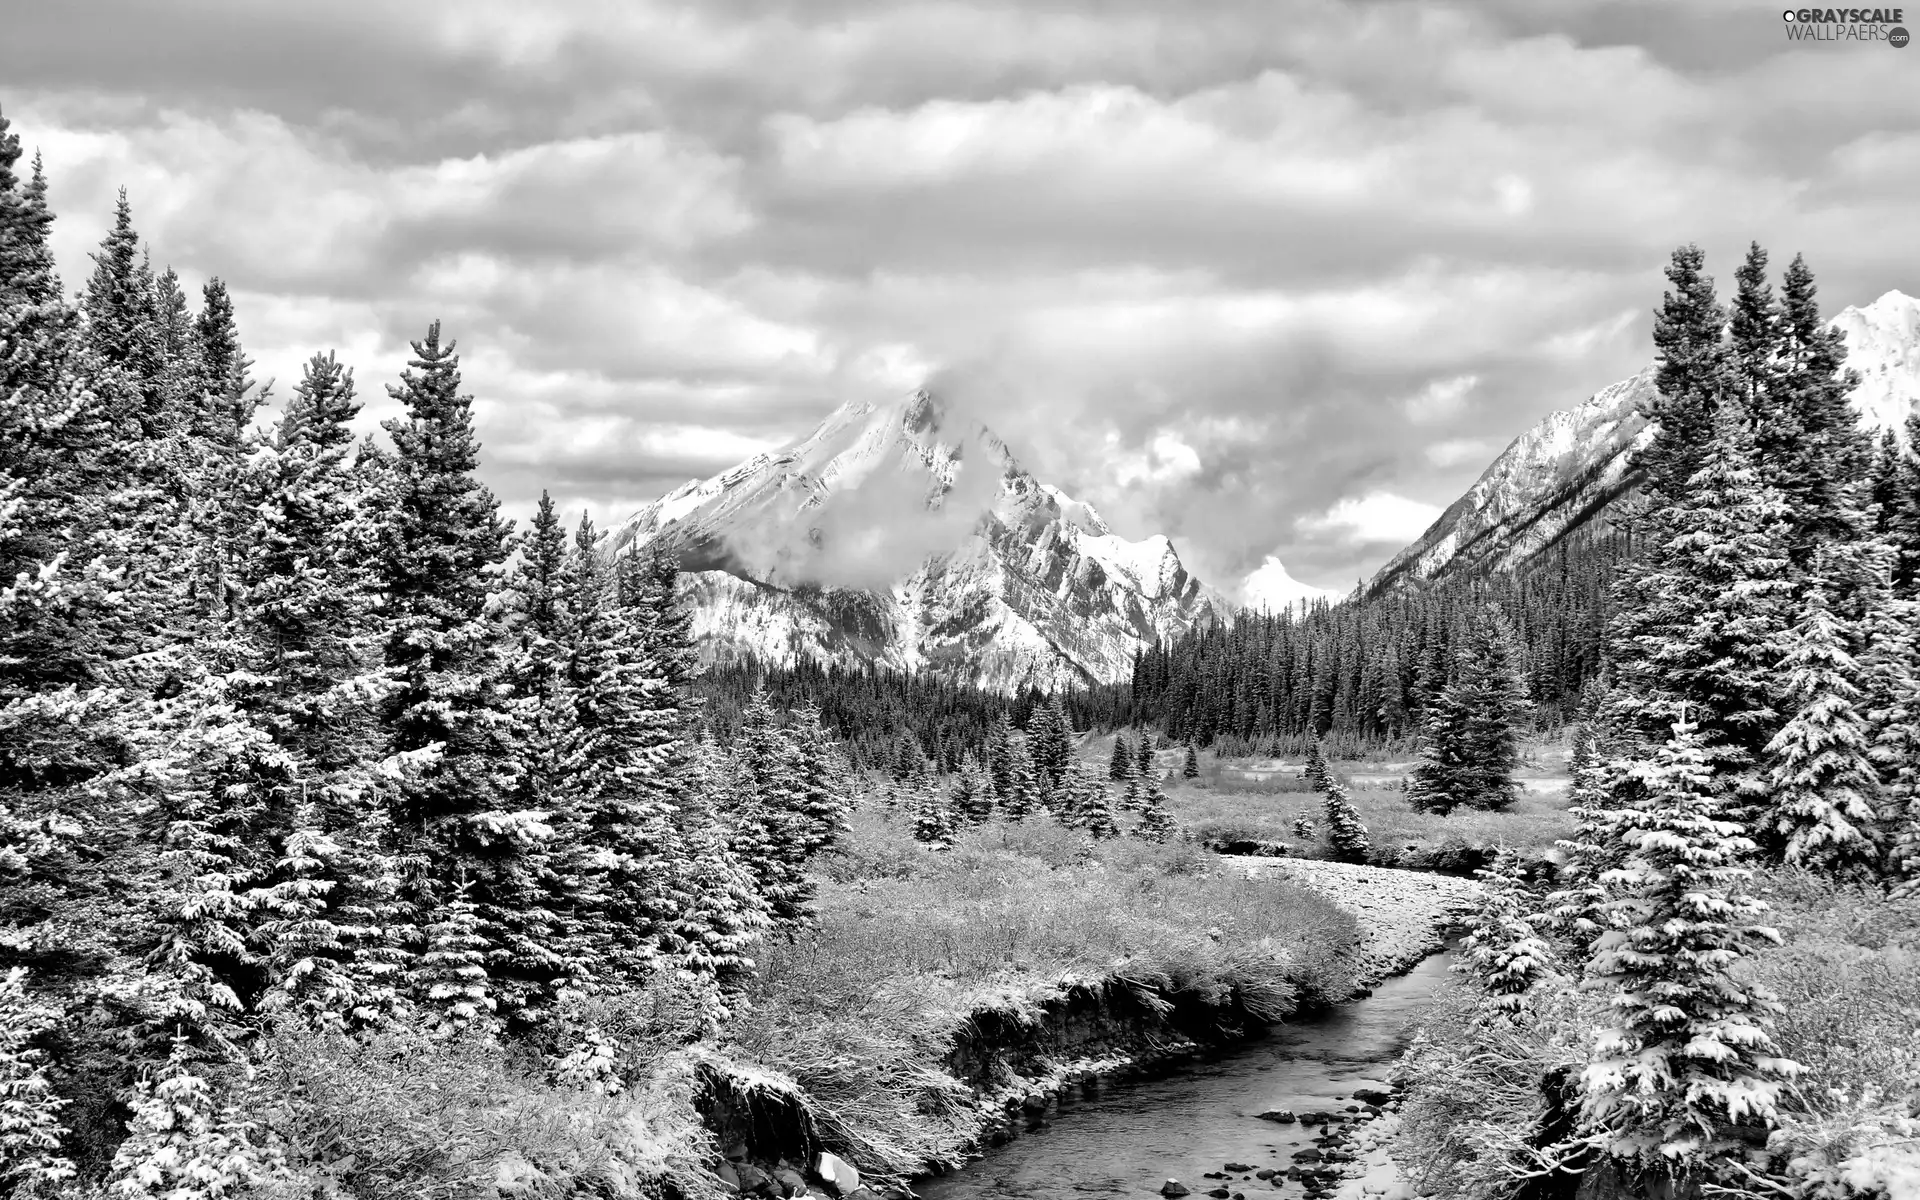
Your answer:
[912,952,1454,1200]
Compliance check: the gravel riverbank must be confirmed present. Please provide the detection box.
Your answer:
[1223,857,1484,986]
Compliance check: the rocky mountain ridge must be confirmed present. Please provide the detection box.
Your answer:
[1368,289,1920,592]
[605,391,1226,692]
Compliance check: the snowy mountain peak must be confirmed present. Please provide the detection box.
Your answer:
[606,390,1225,690]
[1241,555,1344,613]
[1370,287,1920,592]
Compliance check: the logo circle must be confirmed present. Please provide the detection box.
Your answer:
[1782,8,1796,17]
[1892,25,1911,45]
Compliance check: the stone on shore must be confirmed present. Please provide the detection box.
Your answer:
[1162,1181,1191,1197]
[815,1154,860,1197]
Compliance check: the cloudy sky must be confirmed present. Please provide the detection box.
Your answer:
[5,0,1919,599]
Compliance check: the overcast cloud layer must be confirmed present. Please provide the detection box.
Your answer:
[6,0,1920,596]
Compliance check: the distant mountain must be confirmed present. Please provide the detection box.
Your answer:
[1368,289,1920,593]
[1239,555,1346,613]
[605,391,1227,692]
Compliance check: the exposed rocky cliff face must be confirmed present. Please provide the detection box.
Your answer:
[1368,289,1920,593]
[604,391,1226,691]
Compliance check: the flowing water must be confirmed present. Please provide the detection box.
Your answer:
[915,953,1454,1200]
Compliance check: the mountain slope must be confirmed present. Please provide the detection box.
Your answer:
[605,391,1226,691]
[1368,289,1920,592]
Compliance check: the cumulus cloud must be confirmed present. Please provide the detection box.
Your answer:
[5,0,1917,590]
[1298,493,1445,545]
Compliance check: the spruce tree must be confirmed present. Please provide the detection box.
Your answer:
[373,322,548,1013]
[1108,734,1132,782]
[0,108,60,312]
[1322,781,1372,864]
[1453,851,1559,1018]
[1181,742,1200,780]
[411,886,496,1034]
[1576,721,1800,1172]
[0,967,75,1190]
[912,779,956,846]
[1601,402,1797,809]
[1304,740,1331,792]
[786,703,852,856]
[1773,254,1869,561]
[986,711,1018,798]
[950,755,993,824]
[1762,578,1882,877]
[1861,586,1920,895]
[1637,244,1728,509]
[998,740,1039,821]
[193,278,257,445]
[1133,772,1175,843]
[81,190,165,439]
[1136,730,1155,781]
[729,688,816,931]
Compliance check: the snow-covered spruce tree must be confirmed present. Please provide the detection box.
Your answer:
[1290,813,1316,840]
[237,349,411,1029]
[730,687,819,931]
[412,883,497,1035]
[1636,244,1731,512]
[1108,734,1132,782]
[1861,584,1920,894]
[1322,781,1372,865]
[911,777,956,847]
[950,755,993,825]
[1771,254,1872,567]
[1061,759,1119,839]
[0,967,76,1191]
[1132,771,1175,843]
[1885,411,1920,598]
[1576,720,1801,1176]
[786,702,852,855]
[1408,609,1526,814]
[538,512,695,991]
[648,780,771,1027]
[1136,731,1155,782]
[106,1038,290,1199]
[1761,576,1883,878]
[1453,850,1560,1020]
[1181,742,1200,780]
[986,710,1018,798]
[1600,401,1797,816]
[997,739,1039,821]
[373,321,559,1020]
[1405,671,1474,817]
[1116,759,1142,812]
[1027,696,1074,803]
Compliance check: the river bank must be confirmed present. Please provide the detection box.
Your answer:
[701,851,1484,1200]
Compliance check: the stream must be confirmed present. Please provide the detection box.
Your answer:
[915,952,1454,1200]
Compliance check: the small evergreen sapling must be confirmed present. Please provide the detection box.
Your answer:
[0,967,74,1190]
[1322,781,1372,865]
[1133,772,1175,843]
[949,757,994,824]
[912,782,956,847]
[1453,851,1559,1019]
[997,741,1039,821]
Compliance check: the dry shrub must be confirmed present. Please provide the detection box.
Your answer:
[247,1018,726,1200]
